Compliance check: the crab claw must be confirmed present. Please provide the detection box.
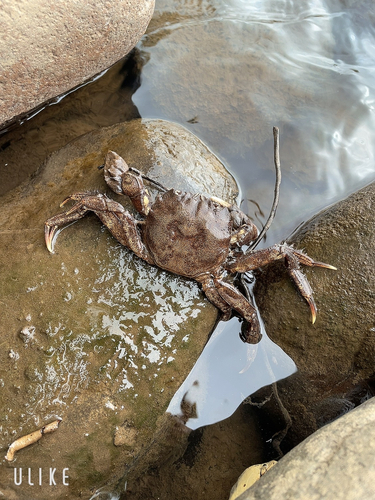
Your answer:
[306,295,317,324]
[103,151,130,195]
[310,261,337,271]
[300,259,336,323]
[294,251,337,271]
[287,267,318,324]
[45,224,58,253]
[44,194,90,253]
[240,320,262,344]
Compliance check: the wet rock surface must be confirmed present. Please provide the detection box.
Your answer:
[0,119,238,499]
[227,183,375,500]
[235,396,375,500]
[252,182,375,449]
[0,0,154,127]
[120,403,266,500]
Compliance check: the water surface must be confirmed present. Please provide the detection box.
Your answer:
[138,0,375,246]
[134,0,375,427]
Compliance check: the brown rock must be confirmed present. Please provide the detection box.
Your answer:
[255,182,375,382]
[251,182,375,449]
[0,119,237,499]
[0,0,155,127]
[235,397,375,500]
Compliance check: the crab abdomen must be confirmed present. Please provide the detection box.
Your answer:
[144,190,231,278]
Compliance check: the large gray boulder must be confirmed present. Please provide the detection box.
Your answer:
[0,0,154,127]
[0,119,238,500]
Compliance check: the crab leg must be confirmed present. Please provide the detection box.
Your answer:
[198,274,261,344]
[103,151,151,216]
[225,244,336,323]
[214,278,261,343]
[44,193,91,252]
[45,192,155,265]
[199,275,233,322]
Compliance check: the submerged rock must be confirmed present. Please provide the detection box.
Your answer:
[0,119,238,499]
[0,0,154,127]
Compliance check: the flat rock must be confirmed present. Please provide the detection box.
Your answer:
[0,119,238,499]
[0,0,154,127]
[235,396,375,500]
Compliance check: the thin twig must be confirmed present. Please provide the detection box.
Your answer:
[270,382,292,458]
[247,127,281,251]
[132,169,168,192]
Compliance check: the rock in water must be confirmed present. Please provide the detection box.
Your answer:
[0,0,155,127]
[0,119,238,499]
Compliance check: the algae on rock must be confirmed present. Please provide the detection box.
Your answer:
[0,119,238,499]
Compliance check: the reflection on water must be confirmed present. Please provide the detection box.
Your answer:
[168,315,296,429]
[139,0,375,246]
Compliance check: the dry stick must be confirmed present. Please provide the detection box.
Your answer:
[247,126,281,252]
[5,419,61,461]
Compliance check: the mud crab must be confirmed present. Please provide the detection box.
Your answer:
[45,132,335,343]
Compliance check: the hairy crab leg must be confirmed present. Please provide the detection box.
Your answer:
[226,243,336,323]
[197,274,261,344]
[45,193,155,264]
[213,277,262,344]
[199,275,232,322]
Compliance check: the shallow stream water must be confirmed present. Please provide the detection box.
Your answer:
[125,0,375,429]
[1,0,375,494]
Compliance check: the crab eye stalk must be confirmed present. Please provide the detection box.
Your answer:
[104,151,130,195]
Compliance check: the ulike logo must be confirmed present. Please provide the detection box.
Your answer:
[12,467,69,486]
